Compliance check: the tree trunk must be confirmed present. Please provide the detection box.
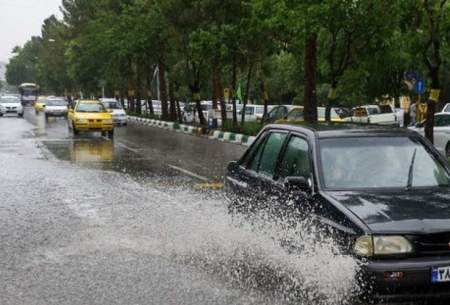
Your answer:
[261,80,269,124]
[304,35,318,123]
[241,62,254,125]
[212,72,218,110]
[176,100,183,123]
[159,62,169,120]
[135,64,142,115]
[217,72,227,127]
[425,68,440,143]
[168,79,177,122]
[325,82,337,122]
[146,69,154,115]
[232,55,238,126]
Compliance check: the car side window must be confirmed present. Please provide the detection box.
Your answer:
[249,132,287,176]
[435,116,450,127]
[240,132,267,167]
[280,136,311,178]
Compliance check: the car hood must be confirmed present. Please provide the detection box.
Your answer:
[326,190,450,234]
[0,103,21,107]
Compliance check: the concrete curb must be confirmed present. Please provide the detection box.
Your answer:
[128,115,256,147]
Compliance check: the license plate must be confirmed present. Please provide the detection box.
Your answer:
[432,266,450,283]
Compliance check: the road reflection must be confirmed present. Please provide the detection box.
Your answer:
[70,139,114,163]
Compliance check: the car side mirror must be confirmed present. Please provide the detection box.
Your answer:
[227,161,239,173]
[285,176,311,192]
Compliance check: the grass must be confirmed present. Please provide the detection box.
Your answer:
[221,120,264,136]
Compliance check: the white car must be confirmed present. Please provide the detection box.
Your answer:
[101,98,128,126]
[0,96,24,117]
[44,97,68,118]
[409,113,450,159]
[346,105,398,126]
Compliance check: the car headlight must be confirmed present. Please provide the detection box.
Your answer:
[104,119,113,124]
[354,235,413,257]
[76,118,88,124]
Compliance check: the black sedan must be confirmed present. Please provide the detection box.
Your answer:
[225,123,450,302]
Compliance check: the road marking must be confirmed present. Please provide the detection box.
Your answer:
[194,182,224,189]
[167,164,209,182]
[117,142,141,154]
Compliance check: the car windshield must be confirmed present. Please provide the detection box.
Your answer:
[46,99,67,106]
[319,137,450,190]
[287,109,304,120]
[76,103,106,113]
[0,97,19,104]
[255,107,264,114]
[103,102,122,109]
[245,107,255,115]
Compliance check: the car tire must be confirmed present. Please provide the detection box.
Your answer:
[18,113,24,118]
[108,130,114,139]
[0,113,3,117]
[446,143,450,160]
[73,124,79,135]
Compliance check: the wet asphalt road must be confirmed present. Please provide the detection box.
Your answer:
[0,109,394,305]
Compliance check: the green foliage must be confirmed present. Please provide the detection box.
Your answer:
[6,0,450,112]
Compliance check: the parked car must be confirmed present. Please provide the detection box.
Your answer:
[265,105,299,123]
[100,98,128,126]
[276,107,347,124]
[347,105,398,126]
[68,100,114,138]
[44,97,68,119]
[237,105,270,122]
[0,95,24,117]
[225,123,450,301]
[409,112,450,159]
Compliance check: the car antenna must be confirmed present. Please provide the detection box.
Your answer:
[406,148,417,191]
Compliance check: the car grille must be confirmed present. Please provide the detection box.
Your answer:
[413,232,450,257]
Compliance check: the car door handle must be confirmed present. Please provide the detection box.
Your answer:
[226,177,248,188]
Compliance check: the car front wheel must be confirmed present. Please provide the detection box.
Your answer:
[107,130,114,139]
[446,143,450,160]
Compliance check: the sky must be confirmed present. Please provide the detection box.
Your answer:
[0,0,62,62]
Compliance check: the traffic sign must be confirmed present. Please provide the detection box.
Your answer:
[415,79,425,94]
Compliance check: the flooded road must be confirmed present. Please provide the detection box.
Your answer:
[0,109,362,305]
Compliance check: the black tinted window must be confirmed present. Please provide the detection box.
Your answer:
[249,132,287,176]
[435,116,450,127]
[280,136,311,178]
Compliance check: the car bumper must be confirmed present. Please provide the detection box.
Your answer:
[46,112,67,117]
[363,256,450,301]
[74,123,113,132]
[1,109,23,115]
[113,117,128,125]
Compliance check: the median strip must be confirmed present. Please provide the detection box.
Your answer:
[127,115,256,147]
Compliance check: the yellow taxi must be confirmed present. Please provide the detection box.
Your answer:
[34,96,47,113]
[68,100,114,138]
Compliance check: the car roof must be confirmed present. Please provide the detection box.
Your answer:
[78,100,101,104]
[265,122,416,138]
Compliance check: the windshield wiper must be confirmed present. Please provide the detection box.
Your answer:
[406,148,417,190]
